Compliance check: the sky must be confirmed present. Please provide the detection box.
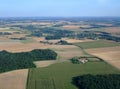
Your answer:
[0,0,120,17]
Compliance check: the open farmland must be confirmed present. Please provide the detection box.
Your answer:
[34,45,84,67]
[0,27,21,33]
[0,43,46,52]
[61,24,92,31]
[62,25,80,30]
[0,69,28,89]
[104,27,120,33]
[34,60,56,67]
[0,17,120,89]
[27,61,120,89]
[50,45,84,60]
[86,46,120,69]
[63,38,94,43]
[104,27,120,37]
[74,40,120,49]
[32,37,45,42]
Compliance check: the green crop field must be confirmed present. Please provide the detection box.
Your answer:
[27,61,120,89]
[74,40,120,49]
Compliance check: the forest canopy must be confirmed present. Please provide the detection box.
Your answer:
[72,74,120,89]
[0,49,57,73]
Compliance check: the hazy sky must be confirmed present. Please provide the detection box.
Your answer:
[0,0,120,17]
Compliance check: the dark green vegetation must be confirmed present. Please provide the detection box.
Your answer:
[75,31,120,42]
[57,40,71,45]
[14,25,73,38]
[74,40,120,49]
[14,24,120,42]
[0,17,120,89]
[27,62,120,89]
[73,74,120,89]
[45,35,61,40]
[40,40,70,45]
[2,17,120,42]
[0,32,12,35]
[70,57,86,64]
[13,24,120,42]
[70,56,103,64]
[0,49,57,73]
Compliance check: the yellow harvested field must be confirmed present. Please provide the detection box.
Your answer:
[86,47,120,69]
[62,25,80,29]
[50,45,83,60]
[0,40,82,60]
[0,36,10,41]
[97,23,113,26]
[104,27,120,33]
[0,37,22,45]
[0,69,28,89]
[7,34,26,38]
[33,37,60,43]
[33,37,45,42]
[34,60,56,67]
[86,46,120,53]
[0,42,49,52]
[63,38,94,43]
[0,28,21,33]
[32,22,52,25]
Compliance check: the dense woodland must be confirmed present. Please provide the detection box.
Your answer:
[12,25,73,38]
[7,23,120,42]
[22,25,120,42]
[57,40,71,45]
[0,32,12,35]
[0,49,57,73]
[73,74,120,89]
[75,31,120,42]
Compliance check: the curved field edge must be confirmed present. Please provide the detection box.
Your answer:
[72,74,120,89]
[0,49,57,73]
[73,40,120,49]
[85,47,120,70]
[26,61,120,89]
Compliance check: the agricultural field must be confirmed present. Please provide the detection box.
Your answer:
[62,25,80,30]
[104,27,120,37]
[0,17,120,89]
[74,40,120,49]
[63,38,94,43]
[0,42,45,52]
[104,27,120,33]
[27,61,120,89]
[0,69,28,89]
[86,46,120,69]
[50,45,84,60]
[34,45,84,67]
[34,60,56,68]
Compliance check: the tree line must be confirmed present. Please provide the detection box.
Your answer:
[0,49,57,73]
[72,74,120,89]
[75,31,120,42]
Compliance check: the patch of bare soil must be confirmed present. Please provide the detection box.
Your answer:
[0,42,49,52]
[0,69,28,89]
[50,45,83,60]
[62,25,80,29]
[34,60,56,67]
[33,37,45,42]
[104,27,120,33]
[63,38,94,43]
